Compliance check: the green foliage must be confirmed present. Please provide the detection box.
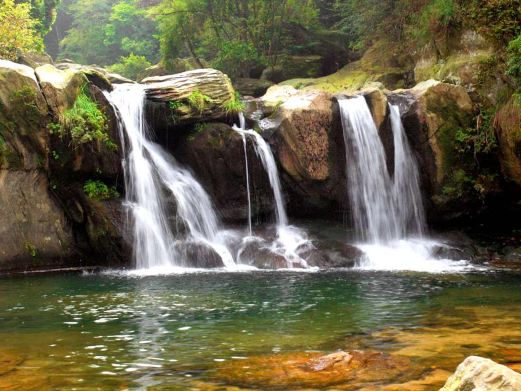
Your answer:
[186,91,213,114]
[107,53,152,81]
[24,242,37,257]
[9,87,39,120]
[212,41,266,79]
[60,0,158,66]
[507,34,521,87]
[153,0,319,73]
[83,179,119,200]
[408,0,456,44]
[467,0,521,44]
[27,0,60,36]
[222,92,245,114]
[60,86,117,150]
[455,109,497,155]
[0,0,43,61]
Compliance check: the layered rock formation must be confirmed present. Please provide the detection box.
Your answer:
[0,59,126,271]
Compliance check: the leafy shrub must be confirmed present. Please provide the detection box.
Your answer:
[60,86,117,150]
[83,180,119,200]
[0,0,43,61]
[455,108,497,155]
[467,0,521,44]
[108,53,152,81]
[408,0,456,44]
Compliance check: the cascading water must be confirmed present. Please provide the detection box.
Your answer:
[107,84,235,271]
[233,115,312,268]
[338,96,469,272]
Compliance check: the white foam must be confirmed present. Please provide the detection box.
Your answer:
[354,239,475,273]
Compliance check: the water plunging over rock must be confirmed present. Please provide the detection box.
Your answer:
[338,95,470,272]
[233,114,314,268]
[107,84,235,270]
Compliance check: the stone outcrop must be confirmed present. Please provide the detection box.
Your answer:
[143,68,236,123]
[261,86,348,218]
[0,60,127,271]
[441,356,521,391]
[0,170,75,270]
[0,60,49,170]
[233,77,274,98]
[495,97,521,188]
[389,80,476,220]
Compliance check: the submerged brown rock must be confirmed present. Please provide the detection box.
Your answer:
[214,350,412,389]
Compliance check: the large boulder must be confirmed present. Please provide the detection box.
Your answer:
[0,60,127,271]
[261,87,348,218]
[0,170,75,271]
[143,68,236,124]
[495,97,521,188]
[233,78,274,98]
[441,356,521,391]
[35,64,87,118]
[389,80,475,220]
[414,31,494,90]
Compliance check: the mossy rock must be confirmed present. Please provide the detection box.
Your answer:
[0,60,49,170]
[496,97,521,188]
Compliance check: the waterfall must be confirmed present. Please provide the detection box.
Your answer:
[339,95,469,272]
[389,104,426,237]
[107,84,235,270]
[233,115,311,268]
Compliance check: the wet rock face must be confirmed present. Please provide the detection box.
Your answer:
[0,59,128,271]
[441,356,521,391]
[0,170,75,271]
[389,80,476,222]
[213,350,412,389]
[495,98,521,188]
[173,122,273,222]
[264,88,348,219]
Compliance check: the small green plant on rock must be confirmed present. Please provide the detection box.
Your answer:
[186,91,213,114]
[24,242,37,258]
[222,92,245,114]
[83,180,119,200]
[455,108,497,155]
[59,86,117,151]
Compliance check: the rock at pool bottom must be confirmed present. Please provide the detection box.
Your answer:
[213,350,412,389]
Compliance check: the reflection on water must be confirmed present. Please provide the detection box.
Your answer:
[0,270,521,389]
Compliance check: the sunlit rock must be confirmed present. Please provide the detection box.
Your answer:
[441,356,521,391]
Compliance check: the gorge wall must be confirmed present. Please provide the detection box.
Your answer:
[0,26,520,271]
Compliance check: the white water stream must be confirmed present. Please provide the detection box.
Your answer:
[107,84,235,271]
[339,96,471,272]
[233,114,312,268]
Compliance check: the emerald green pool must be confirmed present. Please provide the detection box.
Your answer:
[1,269,521,389]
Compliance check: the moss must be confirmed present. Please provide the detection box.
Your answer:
[186,90,213,114]
[24,243,37,258]
[9,87,39,118]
